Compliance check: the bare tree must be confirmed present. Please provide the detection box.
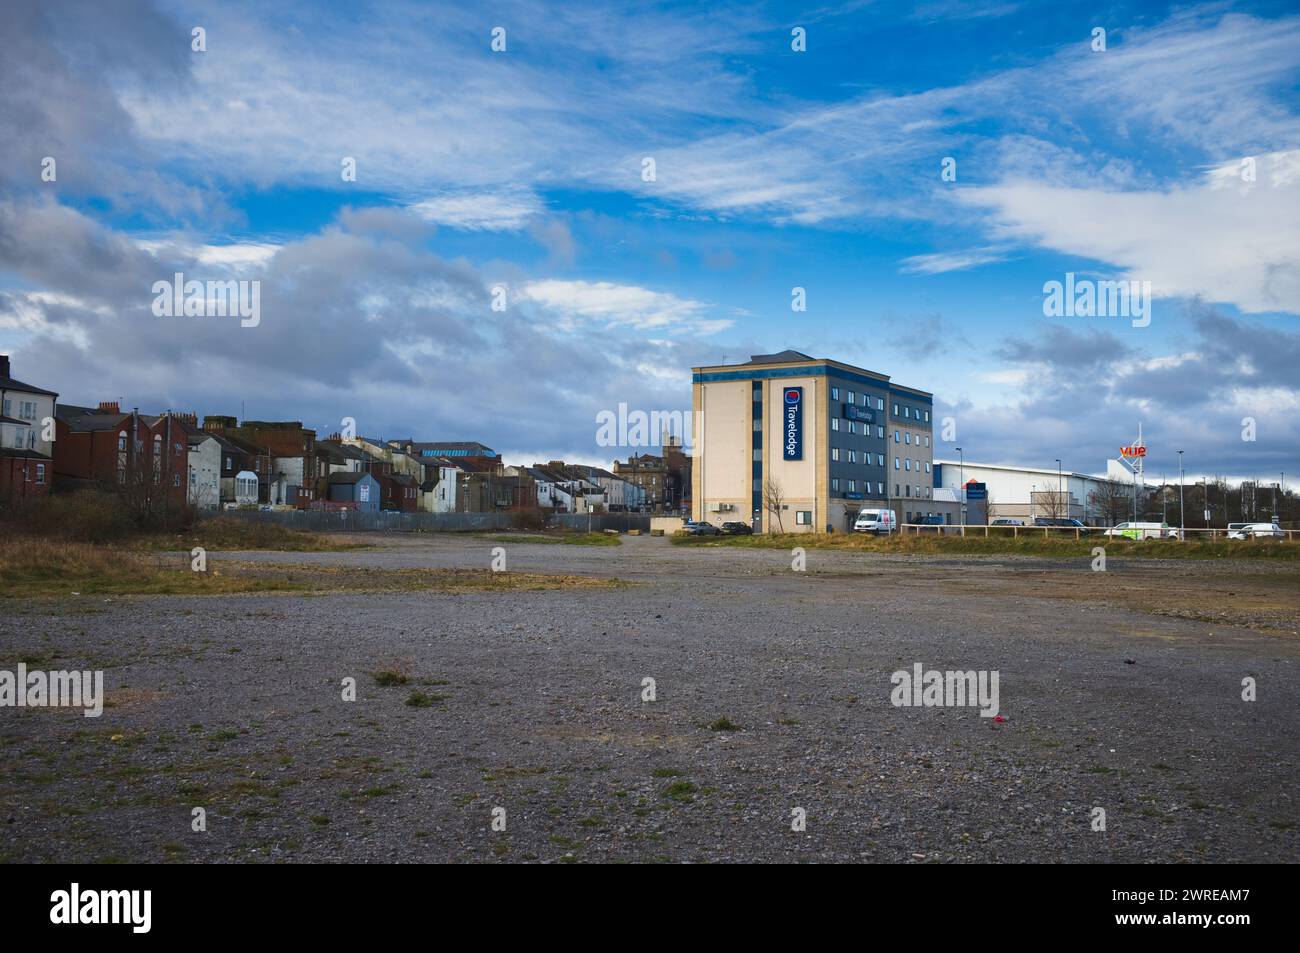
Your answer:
[762,477,786,533]
[1036,487,1069,520]
[1088,480,1129,527]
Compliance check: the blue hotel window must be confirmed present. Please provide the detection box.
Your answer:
[831,387,840,400]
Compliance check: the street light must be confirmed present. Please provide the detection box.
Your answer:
[1177,450,1185,540]
[1055,458,1062,519]
[956,446,965,525]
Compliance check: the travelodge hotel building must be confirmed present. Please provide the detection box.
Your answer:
[691,350,938,533]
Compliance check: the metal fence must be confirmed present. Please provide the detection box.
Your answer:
[205,509,650,534]
[895,523,1299,541]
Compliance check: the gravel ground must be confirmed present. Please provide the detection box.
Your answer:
[2,534,1297,863]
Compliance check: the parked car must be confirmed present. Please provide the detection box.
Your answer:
[1103,521,1179,540]
[1033,517,1092,535]
[1228,522,1285,539]
[719,521,753,535]
[990,518,1025,526]
[684,520,720,536]
[853,508,896,535]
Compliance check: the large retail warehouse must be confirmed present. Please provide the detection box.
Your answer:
[691,350,941,533]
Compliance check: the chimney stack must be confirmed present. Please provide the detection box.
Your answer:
[0,354,10,379]
[97,400,121,414]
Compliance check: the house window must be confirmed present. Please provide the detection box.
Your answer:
[905,433,911,445]
[846,390,855,404]
[831,478,840,492]
[11,427,25,449]
[877,482,884,494]
[831,387,840,400]
[905,406,910,418]
[831,418,839,432]
[848,450,856,463]
[877,397,884,411]
[894,431,900,443]
[831,448,840,462]
[172,474,180,487]
[893,403,899,415]
[876,425,884,438]
[925,462,931,474]
[36,464,46,484]
[848,421,856,435]
[796,511,812,525]
[848,480,857,493]
[925,436,930,448]
[924,411,930,422]
[905,459,911,471]
[894,457,900,470]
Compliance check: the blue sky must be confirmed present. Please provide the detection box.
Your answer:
[1,0,1298,483]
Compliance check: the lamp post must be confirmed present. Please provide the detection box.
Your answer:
[1055,458,1062,519]
[1177,450,1185,539]
[956,446,965,525]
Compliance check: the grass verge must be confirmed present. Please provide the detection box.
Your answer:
[0,538,619,598]
[134,516,370,553]
[473,532,621,546]
[671,531,1299,559]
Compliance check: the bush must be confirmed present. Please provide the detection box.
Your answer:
[5,490,138,543]
[512,507,547,531]
[2,488,197,543]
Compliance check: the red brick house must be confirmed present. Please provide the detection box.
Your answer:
[54,403,187,508]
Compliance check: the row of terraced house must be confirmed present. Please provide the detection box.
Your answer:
[1,355,689,514]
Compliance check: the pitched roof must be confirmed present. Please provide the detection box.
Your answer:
[328,471,376,485]
[0,448,52,460]
[0,374,57,398]
[746,349,815,365]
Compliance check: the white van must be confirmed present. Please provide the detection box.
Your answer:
[1103,521,1179,540]
[854,508,896,535]
[1228,522,1284,539]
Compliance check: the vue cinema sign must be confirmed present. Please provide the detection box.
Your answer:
[783,387,803,460]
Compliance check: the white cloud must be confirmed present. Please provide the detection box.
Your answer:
[410,190,544,231]
[957,152,1300,314]
[517,280,728,334]
[900,247,1010,274]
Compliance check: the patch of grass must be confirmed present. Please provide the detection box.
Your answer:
[670,530,1300,560]
[474,532,621,546]
[0,538,621,598]
[372,666,410,687]
[404,690,446,708]
[708,717,741,732]
[662,780,697,803]
[136,516,369,553]
[651,767,685,778]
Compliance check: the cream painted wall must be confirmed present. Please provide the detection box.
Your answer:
[696,379,750,520]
